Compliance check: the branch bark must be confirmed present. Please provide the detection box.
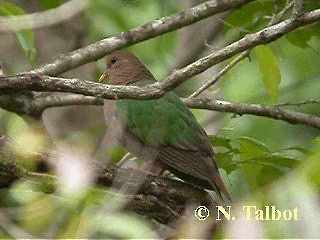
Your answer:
[29,0,253,76]
[1,90,319,129]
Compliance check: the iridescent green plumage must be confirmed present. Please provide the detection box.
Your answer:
[116,92,204,147]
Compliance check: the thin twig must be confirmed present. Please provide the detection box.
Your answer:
[275,99,320,107]
[269,1,294,26]
[293,0,305,17]
[188,50,251,98]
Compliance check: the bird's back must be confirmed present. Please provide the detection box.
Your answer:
[114,91,231,200]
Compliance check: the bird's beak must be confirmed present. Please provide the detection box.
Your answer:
[99,69,110,83]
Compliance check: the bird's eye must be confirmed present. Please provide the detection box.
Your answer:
[110,57,117,65]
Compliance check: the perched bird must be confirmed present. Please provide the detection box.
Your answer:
[99,50,231,201]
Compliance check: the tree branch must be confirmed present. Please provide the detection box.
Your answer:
[29,0,254,76]
[1,90,319,130]
[0,0,90,33]
[159,8,320,91]
[1,8,320,97]
[183,98,320,129]
[0,74,164,99]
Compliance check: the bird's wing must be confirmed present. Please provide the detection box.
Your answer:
[115,92,216,180]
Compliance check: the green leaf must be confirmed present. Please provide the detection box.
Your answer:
[209,136,233,151]
[285,27,319,49]
[286,146,312,156]
[209,135,240,174]
[0,1,36,63]
[257,156,300,169]
[223,1,274,37]
[108,146,125,164]
[255,45,281,103]
[238,136,270,190]
[215,152,237,174]
[238,136,270,159]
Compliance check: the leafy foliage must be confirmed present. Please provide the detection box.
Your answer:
[210,135,305,190]
[255,45,281,103]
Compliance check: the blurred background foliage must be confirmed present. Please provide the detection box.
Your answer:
[0,0,320,238]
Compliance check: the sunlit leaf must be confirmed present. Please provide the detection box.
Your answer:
[0,1,36,63]
[255,45,281,103]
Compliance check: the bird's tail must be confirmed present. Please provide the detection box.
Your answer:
[211,173,232,202]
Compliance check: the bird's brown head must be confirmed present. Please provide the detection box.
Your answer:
[99,50,155,85]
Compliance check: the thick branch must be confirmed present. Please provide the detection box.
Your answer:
[1,91,319,130]
[0,74,164,99]
[30,0,253,76]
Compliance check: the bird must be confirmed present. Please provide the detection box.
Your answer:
[99,50,231,201]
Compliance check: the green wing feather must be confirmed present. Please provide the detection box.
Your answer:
[116,92,207,149]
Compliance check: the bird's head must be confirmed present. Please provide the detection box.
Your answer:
[99,50,155,85]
